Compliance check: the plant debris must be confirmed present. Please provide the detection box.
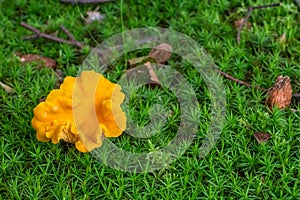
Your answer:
[236,2,282,44]
[21,22,85,49]
[213,69,299,112]
[126,62,160,87]
[127,56,156,68]
[277,32,287,46]
[18,54,57,69]
[20,22,159,61]
[254,132,271,144]
[54,69,65,88]
[149,43,172,64]
[126,43,172,87]
[217,69,266,91]
[86,11,105,24]
[0,81,15,93]
[266,76,292,110]
[127,43,172,68]
[234,18,252,30]
[144,62,160,84]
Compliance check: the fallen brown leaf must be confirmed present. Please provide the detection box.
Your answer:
[0,81,15,93]
[266,76,292,110]
[149,43,172,64]
[254,132,271,144]
[18,54,56,69]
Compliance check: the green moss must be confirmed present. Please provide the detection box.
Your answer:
[1,0,300,199]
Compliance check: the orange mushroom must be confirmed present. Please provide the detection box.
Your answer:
[31,70,126,152]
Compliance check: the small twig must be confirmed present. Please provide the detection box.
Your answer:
[23,35,39,40]
[21,22,158,58]
[237,10,253,44]
[251,2,282,9]
[67,177,74,200]
[237,2,282,44]
[60,24,76,41]
[217,69,267,91]
[21,22,85,49]
[60,0,113,3]
[59,24,84,48]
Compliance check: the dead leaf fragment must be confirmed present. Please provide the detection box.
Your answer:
[127,56,156,68]
[149,43,172,64]
[86,11,105,24]
[266,76,292,110]
[144,62,160,84]
[54,68,64,88]
[18,54,56,69]
[234,18,252,30]
[0,81,15,93]
[126,62,160,87]
[39,97,46,102]
[254,132,271,144]
[277,32,286,46]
